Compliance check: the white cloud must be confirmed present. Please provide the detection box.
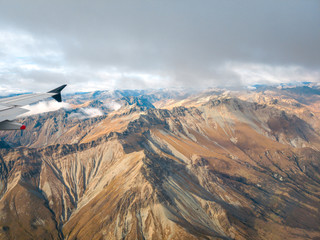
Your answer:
[20,100,71,117]
[68,108,104,119]
[81,108,103,118]
[0,29,63,63]
[0,1,319,91]
[105,100,122,111]
[0,29,66,94]
[226,62,320,85]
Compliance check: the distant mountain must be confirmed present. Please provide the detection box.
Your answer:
[0,87,319,239]
[64,89,194,105]
[282,86,320,96]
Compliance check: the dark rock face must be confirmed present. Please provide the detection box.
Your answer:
[0,89,320,239]
[0,141,10,149]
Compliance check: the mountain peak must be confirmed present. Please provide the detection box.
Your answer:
[121,96,155,111]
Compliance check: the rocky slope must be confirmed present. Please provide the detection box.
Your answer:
[0,87,319,240]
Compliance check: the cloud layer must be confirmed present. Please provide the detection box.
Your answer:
[0,0,319,93]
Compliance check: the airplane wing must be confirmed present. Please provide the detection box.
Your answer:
[0,84,67,130]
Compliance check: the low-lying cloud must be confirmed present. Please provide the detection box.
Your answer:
[105,101,122,111]
[20,100,70,117]
[81,108,103,118]
[68,107,104,120]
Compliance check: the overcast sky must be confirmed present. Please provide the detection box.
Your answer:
[0,0,319,94]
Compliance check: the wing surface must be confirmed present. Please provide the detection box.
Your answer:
[0,93,57,106]
[0,106,29,121]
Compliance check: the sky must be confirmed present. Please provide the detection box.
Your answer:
[0,0,319,94]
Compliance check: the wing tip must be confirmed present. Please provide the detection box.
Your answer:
[48,84,67,102]
[48,84,67,94]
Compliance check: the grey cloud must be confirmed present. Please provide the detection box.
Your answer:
[0,0,319,92]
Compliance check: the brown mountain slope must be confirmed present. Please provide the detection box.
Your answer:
[0,94,319,240]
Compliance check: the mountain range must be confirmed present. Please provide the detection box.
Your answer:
[0,84,319,239]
